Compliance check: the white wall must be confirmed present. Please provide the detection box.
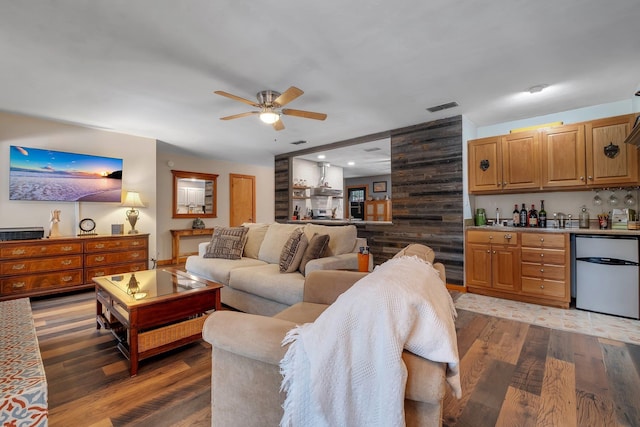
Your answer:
[156,150,274,262]
[0,111,157,266]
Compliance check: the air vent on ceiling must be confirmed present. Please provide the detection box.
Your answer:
[363,147,381,152]
[290,140,307,145]
[426,101,459,113]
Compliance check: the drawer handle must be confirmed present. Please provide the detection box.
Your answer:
[11,249,26,255]
[12,281,26,289]
[61,260,72,266]
[95,271,105,276]
[61,275,73,282]
[62,246,73,251]
[95,244,105,249]
[12,264,25,270]
[131,253,140,258]
[132,267,140,271]
[132,241,140,246]
[95,256,105,262]
[504,234,512,240]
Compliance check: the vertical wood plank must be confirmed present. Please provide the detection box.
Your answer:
[600,338,640,426]
[495,386,540,427]
[537,357,577,427]
[510,325,550,395]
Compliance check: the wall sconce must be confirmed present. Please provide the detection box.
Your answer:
[122,191,145,234]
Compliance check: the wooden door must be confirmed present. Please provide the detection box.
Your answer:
[492,245,520,291]
[586,114,638,186]
[468,136,501,193]
[501,131,540,191]
[465,242,492,288]
[229,174,256,226]
[541,124,586,188]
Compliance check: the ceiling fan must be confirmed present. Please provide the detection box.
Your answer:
[214,86,327,131]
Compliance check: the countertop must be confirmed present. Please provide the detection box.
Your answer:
[466,224,640,236]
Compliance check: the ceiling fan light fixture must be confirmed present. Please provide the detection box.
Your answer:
[260,110,280,124]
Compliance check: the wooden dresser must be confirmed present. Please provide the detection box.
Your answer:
[0,234,149,300]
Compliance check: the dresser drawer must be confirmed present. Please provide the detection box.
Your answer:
[521,263,565,281]
[521,278,566,299]
[86,262,147,283]
[521,233,566,249]
[85,237,148,253]
[521,248,566,265]
[1,270,83,295]
[1,255,83,275]
[85,250,147,267]
[0,242,82,259]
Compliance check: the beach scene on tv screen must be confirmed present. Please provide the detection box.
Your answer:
[9,146,123,202]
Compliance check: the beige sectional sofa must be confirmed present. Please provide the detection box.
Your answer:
[185,222,370,316]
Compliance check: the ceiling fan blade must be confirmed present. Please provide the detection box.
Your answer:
[220,111,259,120]
[214,91,260,107]
[274,86,303,107]
[272,119,285,131]
[282,108,327,121]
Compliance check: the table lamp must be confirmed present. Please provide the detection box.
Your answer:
[122,191,145,234]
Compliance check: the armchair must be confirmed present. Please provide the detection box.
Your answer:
[202,245,451,427]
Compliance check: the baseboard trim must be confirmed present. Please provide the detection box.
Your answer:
[446,284,466,293]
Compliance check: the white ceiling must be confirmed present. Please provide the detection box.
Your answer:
[1,1,638,168]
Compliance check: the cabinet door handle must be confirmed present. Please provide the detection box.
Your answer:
[12,264,25,270]
[95,256,105,262]
[12,281,26,289]
[11,249,26,255]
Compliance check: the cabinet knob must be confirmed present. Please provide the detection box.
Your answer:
[489,235,493,239]
[540,253,544,257]
[540,238,544,242]
[580,176,585,181]
[492,250,496,254]
[540,285,545,289]
[588,176,593,180]
[503,182,507,186]
[540,268,544,272]
[486,250,490,253]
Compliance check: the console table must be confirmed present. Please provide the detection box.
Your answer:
[170,228,214,264]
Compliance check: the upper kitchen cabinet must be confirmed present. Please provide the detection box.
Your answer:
[541,124,586,188]
[468,136,502,192]
[468,132,540,194]
[586,114,638,187]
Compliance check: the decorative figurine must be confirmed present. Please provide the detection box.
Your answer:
[192,217,205,229]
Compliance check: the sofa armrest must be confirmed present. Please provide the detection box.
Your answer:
[305,252,373,273]
[303,270,368,304]
[203,311,295,366]
[198,241,210,257]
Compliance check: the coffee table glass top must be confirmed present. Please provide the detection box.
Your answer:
[95,269,214,301]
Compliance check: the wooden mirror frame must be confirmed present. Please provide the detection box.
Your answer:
[171,170,219,219]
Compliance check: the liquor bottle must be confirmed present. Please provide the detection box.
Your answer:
[528,204,538,227]
[539,200,547,228]
[495,208,500,225]
[519,203,528,227]
[512,204,520,226]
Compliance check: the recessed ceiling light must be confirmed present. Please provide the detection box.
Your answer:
[317,154,326,159]
[528,84,549,94]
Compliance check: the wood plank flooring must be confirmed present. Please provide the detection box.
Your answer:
[30,291,640,426]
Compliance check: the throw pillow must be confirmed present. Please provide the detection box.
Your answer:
[203,226,249,260]
[241,223,270,259]
[298,233,330,275]
[279,229,308,273]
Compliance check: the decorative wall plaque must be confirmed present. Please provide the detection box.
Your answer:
[604,142,620,158]
[480,159,490,171]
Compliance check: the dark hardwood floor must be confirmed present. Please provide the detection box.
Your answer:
[31,290,640,426]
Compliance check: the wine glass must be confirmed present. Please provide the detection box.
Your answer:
[593,190,603,207]
[624,190,636,207]
[608,190,619,207]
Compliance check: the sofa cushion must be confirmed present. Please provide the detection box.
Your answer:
[279,229,308,273]
[258,223,302,264]
[303,224,357,256]
[298,233,330,275]
[392,243,435,264]
[242,223,270,259]
[204,226,249,260]
[229,264,305,306]
[184,256,266,285]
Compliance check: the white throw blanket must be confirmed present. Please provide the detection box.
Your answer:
[279,256,461,427]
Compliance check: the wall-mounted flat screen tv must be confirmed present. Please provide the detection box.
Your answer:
[9,146,123,202]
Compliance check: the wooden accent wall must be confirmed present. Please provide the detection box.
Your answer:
[275,115,464,284]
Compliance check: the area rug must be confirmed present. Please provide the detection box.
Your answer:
[454,292,640,345]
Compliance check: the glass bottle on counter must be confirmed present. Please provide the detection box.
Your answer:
[528,204,538,227]
[539,200,547,228]
[512,204,520,226]
[519,203,528,227]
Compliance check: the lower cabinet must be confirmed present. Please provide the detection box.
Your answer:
[465,229,570,308]
[0,234,149,300]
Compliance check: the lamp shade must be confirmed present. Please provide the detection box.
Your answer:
[122,191,145,208]
[259,110,280,124]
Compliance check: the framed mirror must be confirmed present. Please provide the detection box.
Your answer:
[172,170,218,218]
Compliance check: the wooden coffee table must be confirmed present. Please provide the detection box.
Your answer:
[93,268,222,376]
